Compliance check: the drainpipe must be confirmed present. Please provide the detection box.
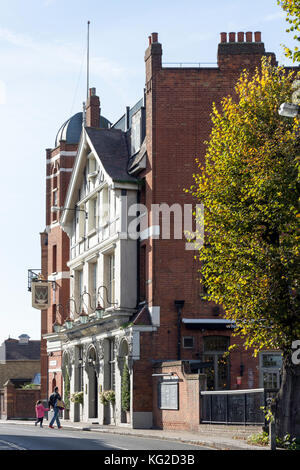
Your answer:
[136,189,141,307]
[174,300,185,360]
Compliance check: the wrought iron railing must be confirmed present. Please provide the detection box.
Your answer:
[162,62,217,68]
[200,388,279,425]
[27,269,41,292]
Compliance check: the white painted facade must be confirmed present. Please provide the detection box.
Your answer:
[44,128,156,427]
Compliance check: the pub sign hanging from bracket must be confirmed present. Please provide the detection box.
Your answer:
[31,281,51,310]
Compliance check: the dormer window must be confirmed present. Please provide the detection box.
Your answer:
[87,152,98,180]
[131,107,145,155]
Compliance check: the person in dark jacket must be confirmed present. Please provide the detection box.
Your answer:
[48,386,62,429]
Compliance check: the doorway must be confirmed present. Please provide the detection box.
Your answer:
[202,336,230,390]
[88,347,98,419]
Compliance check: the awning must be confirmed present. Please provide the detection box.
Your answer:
[182,318,235,330]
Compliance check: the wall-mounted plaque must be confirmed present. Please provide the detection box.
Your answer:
[32,282,51,310]
[158,379,179,410]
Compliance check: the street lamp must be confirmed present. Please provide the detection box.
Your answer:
[95,302,105,319]
[79,309,89,324]
[278,102,300,118]
[64,317,73,329]
[53,321,61,333]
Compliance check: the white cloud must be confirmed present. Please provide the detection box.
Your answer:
[0,26,126,82]
[0,27,37,49]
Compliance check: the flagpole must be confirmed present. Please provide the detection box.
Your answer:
[87,20,90,102]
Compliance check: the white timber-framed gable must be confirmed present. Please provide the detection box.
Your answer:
[60,127,139,321]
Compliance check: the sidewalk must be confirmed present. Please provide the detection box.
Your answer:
[0,419,267,450]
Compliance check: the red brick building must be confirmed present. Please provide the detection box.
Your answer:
[39,31,287,429]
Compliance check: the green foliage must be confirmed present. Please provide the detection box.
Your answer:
[121,362,130,412]
[188,58,300,357]
[120,322,134,330]
[278,0,300,62]
[247,431,270,446]
[99,389,115,405]
[21,383,40,390]
[260,405,275,423]
[276,433,300,449]
[64,371,70,409]
[248,431,300,449]
[70,391,83,405]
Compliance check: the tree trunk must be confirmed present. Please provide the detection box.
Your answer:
[275,357,300,440]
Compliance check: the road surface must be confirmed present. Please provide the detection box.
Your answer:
[0,422,211,451]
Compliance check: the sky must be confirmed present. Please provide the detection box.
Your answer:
[0,0,297,345]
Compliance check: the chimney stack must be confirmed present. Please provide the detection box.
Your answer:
[218,31,267,69]
[85,87,100,128]
[145,31,162,79]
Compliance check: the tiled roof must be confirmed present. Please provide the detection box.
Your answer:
[85,127,138,183]
[0,339,41,361]
[131,305,152,326]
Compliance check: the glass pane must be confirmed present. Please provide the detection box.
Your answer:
[217,355,229,390]
[203,355,215,391]
[262,354,282,369]
[204,336,229,352]
[263,372,279,389]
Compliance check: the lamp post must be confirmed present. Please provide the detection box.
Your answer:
[278,102,300,118]
[279,80,300,118]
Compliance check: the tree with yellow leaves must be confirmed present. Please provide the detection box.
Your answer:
[189,58,300,439]
[278,0,300,62]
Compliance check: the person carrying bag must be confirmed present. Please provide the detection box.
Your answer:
[48,386,63,429]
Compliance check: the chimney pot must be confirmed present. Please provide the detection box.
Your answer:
[89,87,96,97]
[254,31,261,42]
[148,35,152,46]
[220,32,227,43]
[237,32,244,42]
[151,32,158,43]
[246,31,253,42]
[229,32,236,42]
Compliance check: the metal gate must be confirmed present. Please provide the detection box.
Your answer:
[200,388,278,425]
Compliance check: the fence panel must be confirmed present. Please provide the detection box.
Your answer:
[200,388,277,425]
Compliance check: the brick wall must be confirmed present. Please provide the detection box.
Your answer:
[1,381,40,419]
[139,31,283,394]
[152,361,206,431]
[41,141,77,400]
